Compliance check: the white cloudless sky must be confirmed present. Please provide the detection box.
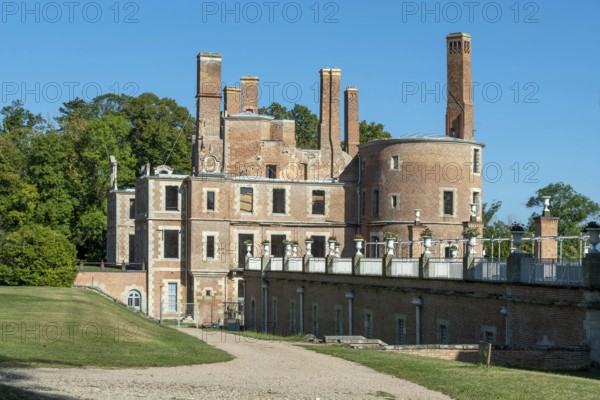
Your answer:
[2,0,599,223]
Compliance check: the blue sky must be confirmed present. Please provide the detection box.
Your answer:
[2,0,599,223]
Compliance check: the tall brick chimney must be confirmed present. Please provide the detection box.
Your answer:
[224,86,241,116]
[445,33,474,140]
[194,52,223,175]
[240,76,259,113]
[319,68,341,150]
[196,52,222,136]
[344,86,359,157]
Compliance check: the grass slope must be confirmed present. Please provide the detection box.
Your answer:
[308,346,600,400]
[0,287,232,368]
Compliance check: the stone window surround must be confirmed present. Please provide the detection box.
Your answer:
[163,280,180,314]
[395,313,407,345]
[437,318,450,344]
[202,231,219,260]
[307,186,329,217]
[440,187,457,217]
[237,184,256,215]
[471,146,481,176]
[158,226,181,260]
[267,184,290,216]
[202,187,220,213]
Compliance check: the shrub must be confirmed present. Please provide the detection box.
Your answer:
[0,225,77,287]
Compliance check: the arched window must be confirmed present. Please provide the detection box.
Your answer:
[127,290,141,311]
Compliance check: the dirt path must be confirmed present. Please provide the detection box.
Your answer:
[1,329,450,399]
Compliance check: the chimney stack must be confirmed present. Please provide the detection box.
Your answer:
[194,52,223,175]
[240,76,259,113]
[196,52,222,137]
[445,33,474,140]
[224,86,241,116]
[344,86,359,157]
[318,68,341,150]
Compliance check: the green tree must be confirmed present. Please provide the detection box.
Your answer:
[526,182,599,258]
[291,104,319,149]
[359,120,391,143]
[526,182,600,235]
[121,93,194,174]
[0,225,77,286]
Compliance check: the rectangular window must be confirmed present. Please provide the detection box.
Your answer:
[206,236,215,259]
[164,230,179,259]
[438,322,449,344]
[167,282,177,312]
[129,199,135,219]
[266,164,277,179]
[443,191,454,215]
[312,236,326,258]
[397,317,406,345]
[240,187,253,212]
[312,190,325,215]
[272,189,286,214]
[391,155,399,170]
[391,195,397,209]
[165,186,178,211]
[271,234,286,257]
[372,190,380,217]
[207,191,215,211]
[335,307,343,335]
[364,311,373,339]
[473,149,480,174]
[312,304,319,336]
[473,191,480,207]
[289,301,296,334]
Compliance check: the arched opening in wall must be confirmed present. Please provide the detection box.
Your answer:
[127,290,141,311]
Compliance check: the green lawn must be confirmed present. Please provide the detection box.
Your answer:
[308,346,600,400]
[0,287,232,368]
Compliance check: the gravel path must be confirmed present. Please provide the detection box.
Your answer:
[1,329,450,399]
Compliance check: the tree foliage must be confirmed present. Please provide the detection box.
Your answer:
[0,94,194,262]
[526,182,600,236]
[0,225,77,286]
[359,120,391,143]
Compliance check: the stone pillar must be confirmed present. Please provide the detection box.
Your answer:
[408,224,424,258]
[462,221,484,255]
[583,253,600,289]
[506,253,533,283]
[297,286,305,334]
[533,215,559,259]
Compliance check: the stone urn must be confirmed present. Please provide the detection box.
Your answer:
[328,239,336,256]
[334,243,341,258]
[262,242,270,254]
[585,226,600,253]
[245,242,253,257]
[291,243,299,257]
[305,240,313,257]
[423,237,432,254]
[385,238,395,256]
[354,239,364,256]
[450,247,458,258]
[467,236,477,254]
[285,242,292,257]
[511,226,525,253]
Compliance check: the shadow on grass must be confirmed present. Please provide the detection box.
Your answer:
[0,355,84,369]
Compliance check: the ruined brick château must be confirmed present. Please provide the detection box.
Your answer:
[97,32,483,323]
